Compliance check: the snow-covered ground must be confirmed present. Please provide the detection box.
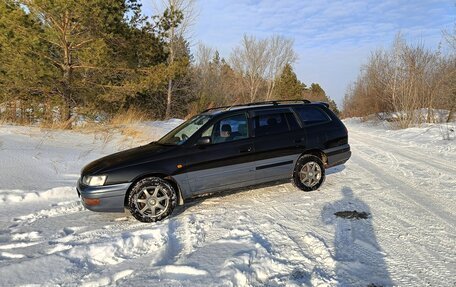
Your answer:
[0,119,454,286]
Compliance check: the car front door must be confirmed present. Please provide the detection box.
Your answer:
[184,112,256,194]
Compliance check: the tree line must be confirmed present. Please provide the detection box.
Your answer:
[0,0,336,127]
[343,33,456,127]
[192,36,339,115]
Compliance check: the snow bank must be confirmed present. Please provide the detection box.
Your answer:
[377,108,452,123]
[65,228,167,266]
[0,186,75,203]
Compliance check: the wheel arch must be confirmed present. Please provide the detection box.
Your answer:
[300,149,328,166]
[123,173,185,207]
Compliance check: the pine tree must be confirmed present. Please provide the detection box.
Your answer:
[0,0,56,122]
[273,64,305,100]
[307,83,340,115]
[1,0,171,124]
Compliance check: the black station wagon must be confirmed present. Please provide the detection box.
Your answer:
[77,100,351,222]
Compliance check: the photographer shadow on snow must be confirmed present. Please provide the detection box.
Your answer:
[321,187,393,286]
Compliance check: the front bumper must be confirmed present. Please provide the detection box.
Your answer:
[76,179,130,212]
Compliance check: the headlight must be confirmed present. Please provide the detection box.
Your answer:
[82,175,107,186]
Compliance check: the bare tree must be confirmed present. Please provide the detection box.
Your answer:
[192,43,241,111]
[436,54,456,123]
[444,23,456,51]
[391,39,436,127]
[195,43,214,69]
[265,35,297,100]
[229,34,297,102]
[443,24,456,122]
[230,34,269,102]
[343,33,456,127]
[192,43,214,110]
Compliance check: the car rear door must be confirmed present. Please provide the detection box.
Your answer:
[184,112,256,194]
[251,108,304,183]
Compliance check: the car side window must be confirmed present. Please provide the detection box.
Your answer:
[203,114,249,144]
[253,111,290,137]
[294,106,330,125]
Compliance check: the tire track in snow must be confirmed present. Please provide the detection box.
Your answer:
[8,201,84,229]
[342,154,455,286]
[346,156,456,285]
[349,132,455,227]
[350,151,455,229]
[382,216,455,286]
[350,129,456,175]
[372,194,455,252]
[248,188,321,262]
[352,140,455,204]
[246,190,337,283]
[350,130,456,194]
[346,153,455,236]
[182,188,335,283]
[360,187,455,286]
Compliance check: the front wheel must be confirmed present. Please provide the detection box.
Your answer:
[292,155,325,191]
[127,177,177,223]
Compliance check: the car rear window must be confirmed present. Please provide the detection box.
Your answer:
[294,106,330,125]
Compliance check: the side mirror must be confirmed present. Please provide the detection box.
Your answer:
[196,136,211,146]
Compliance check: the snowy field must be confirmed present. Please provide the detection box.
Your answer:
[0,119,455,286]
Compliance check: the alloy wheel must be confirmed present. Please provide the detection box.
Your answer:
[299,161,322,188]
[133,185,170,218]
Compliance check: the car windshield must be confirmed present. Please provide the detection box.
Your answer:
[157,115,212,145]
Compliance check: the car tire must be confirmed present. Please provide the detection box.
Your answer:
[292,154,325,191]
[127,177,177,223]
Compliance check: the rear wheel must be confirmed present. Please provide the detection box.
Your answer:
[292,155,325,191]
[127,177,177,223]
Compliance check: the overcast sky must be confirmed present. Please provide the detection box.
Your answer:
[142,0,455,106]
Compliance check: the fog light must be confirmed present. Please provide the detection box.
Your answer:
[83,198,100,206]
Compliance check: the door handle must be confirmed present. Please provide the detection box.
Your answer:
[240,146,253,153]
[294,137,305,146]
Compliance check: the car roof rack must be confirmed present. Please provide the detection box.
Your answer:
[202,99,311,113]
